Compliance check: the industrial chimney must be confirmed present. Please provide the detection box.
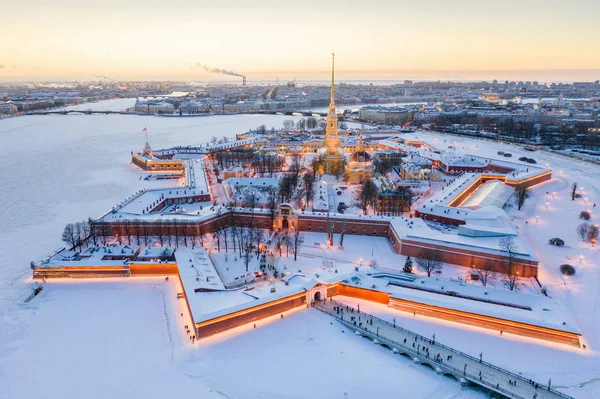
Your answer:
[242,76,246,86]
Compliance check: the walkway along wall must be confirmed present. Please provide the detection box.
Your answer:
[388,297,580,347]
[335,284,580,347]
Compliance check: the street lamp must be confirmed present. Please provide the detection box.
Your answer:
[479,352,483,363]
[464,364,467,375]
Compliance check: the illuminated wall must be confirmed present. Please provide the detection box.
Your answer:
[388,297,580,347]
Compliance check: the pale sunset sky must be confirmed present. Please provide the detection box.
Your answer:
[1,0,599,82]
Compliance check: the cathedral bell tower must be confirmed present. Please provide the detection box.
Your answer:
[323,52,341,149]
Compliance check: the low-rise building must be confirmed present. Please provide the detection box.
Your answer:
[0,102,18,114]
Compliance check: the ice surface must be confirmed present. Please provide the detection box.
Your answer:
[1,105,599,398]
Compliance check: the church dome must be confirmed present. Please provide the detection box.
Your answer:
[350,151,371,163]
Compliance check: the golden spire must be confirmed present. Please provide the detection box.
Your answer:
[330,52,335,105]
[323,52,340,148]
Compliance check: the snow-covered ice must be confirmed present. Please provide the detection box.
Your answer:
[2,104,600,398]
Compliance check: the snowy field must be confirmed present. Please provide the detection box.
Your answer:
[0,279,486,399]
[2,103,600,398]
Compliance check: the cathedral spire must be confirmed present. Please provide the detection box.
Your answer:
[330,52,335,106]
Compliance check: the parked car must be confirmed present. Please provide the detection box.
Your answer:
[526,158,537,164]
[497,151,505,155]
[503,153,512,157]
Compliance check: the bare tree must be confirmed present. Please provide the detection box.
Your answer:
[61,223,78,250]
[213,228,222,252]
[156,220,165,246]
[182,222,189,247]
[222,225,228,252]
[266,186,278,230]
[416,248,443,277]
[283,230,291,257]
[577,223,590,242]
[254,228,265,257]
[142,222,150,246]
[499,236,520,291]
[276,231,283,256]
[292,228,304,261]
[113,222,122,246]
[172,219,179,248]
[283,119,296,130]
[355,180,378,214]
[230,221,238,253]
[87,218,98,246]
[123,221,132,246]
[369,259,379,268]
[326,212,334,246]
[132,219,142,246]
[99,223,110,246]
[339,219,347,247]
[303,172,315,207]
[79,220,91,248]
[471,260,497,287]
[242,229,253,271]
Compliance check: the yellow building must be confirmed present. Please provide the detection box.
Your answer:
[131,136,184,172]
[345,135,375,184]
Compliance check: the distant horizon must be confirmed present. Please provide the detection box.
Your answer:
[2,68,600,85]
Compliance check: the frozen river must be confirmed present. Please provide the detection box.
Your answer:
[0,102,490,399]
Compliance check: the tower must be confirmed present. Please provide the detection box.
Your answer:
[317,53,346,176]
[323,52,340,149]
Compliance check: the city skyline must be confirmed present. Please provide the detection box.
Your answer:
[2,0,600,83]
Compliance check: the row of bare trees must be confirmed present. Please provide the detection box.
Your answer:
[61,220,93,251]
[274,228,304,261]
[405,236,523,291]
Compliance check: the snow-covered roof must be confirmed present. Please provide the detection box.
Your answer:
[460,180,515,209]
[313,181,330,212]
[457,206,518,237]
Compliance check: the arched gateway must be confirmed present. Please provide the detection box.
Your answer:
[306,283,328,306]
[274,203,298,230]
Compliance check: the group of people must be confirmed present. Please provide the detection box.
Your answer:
[185,324,196,342]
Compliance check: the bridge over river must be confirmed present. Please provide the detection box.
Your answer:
[316,299,572,399]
